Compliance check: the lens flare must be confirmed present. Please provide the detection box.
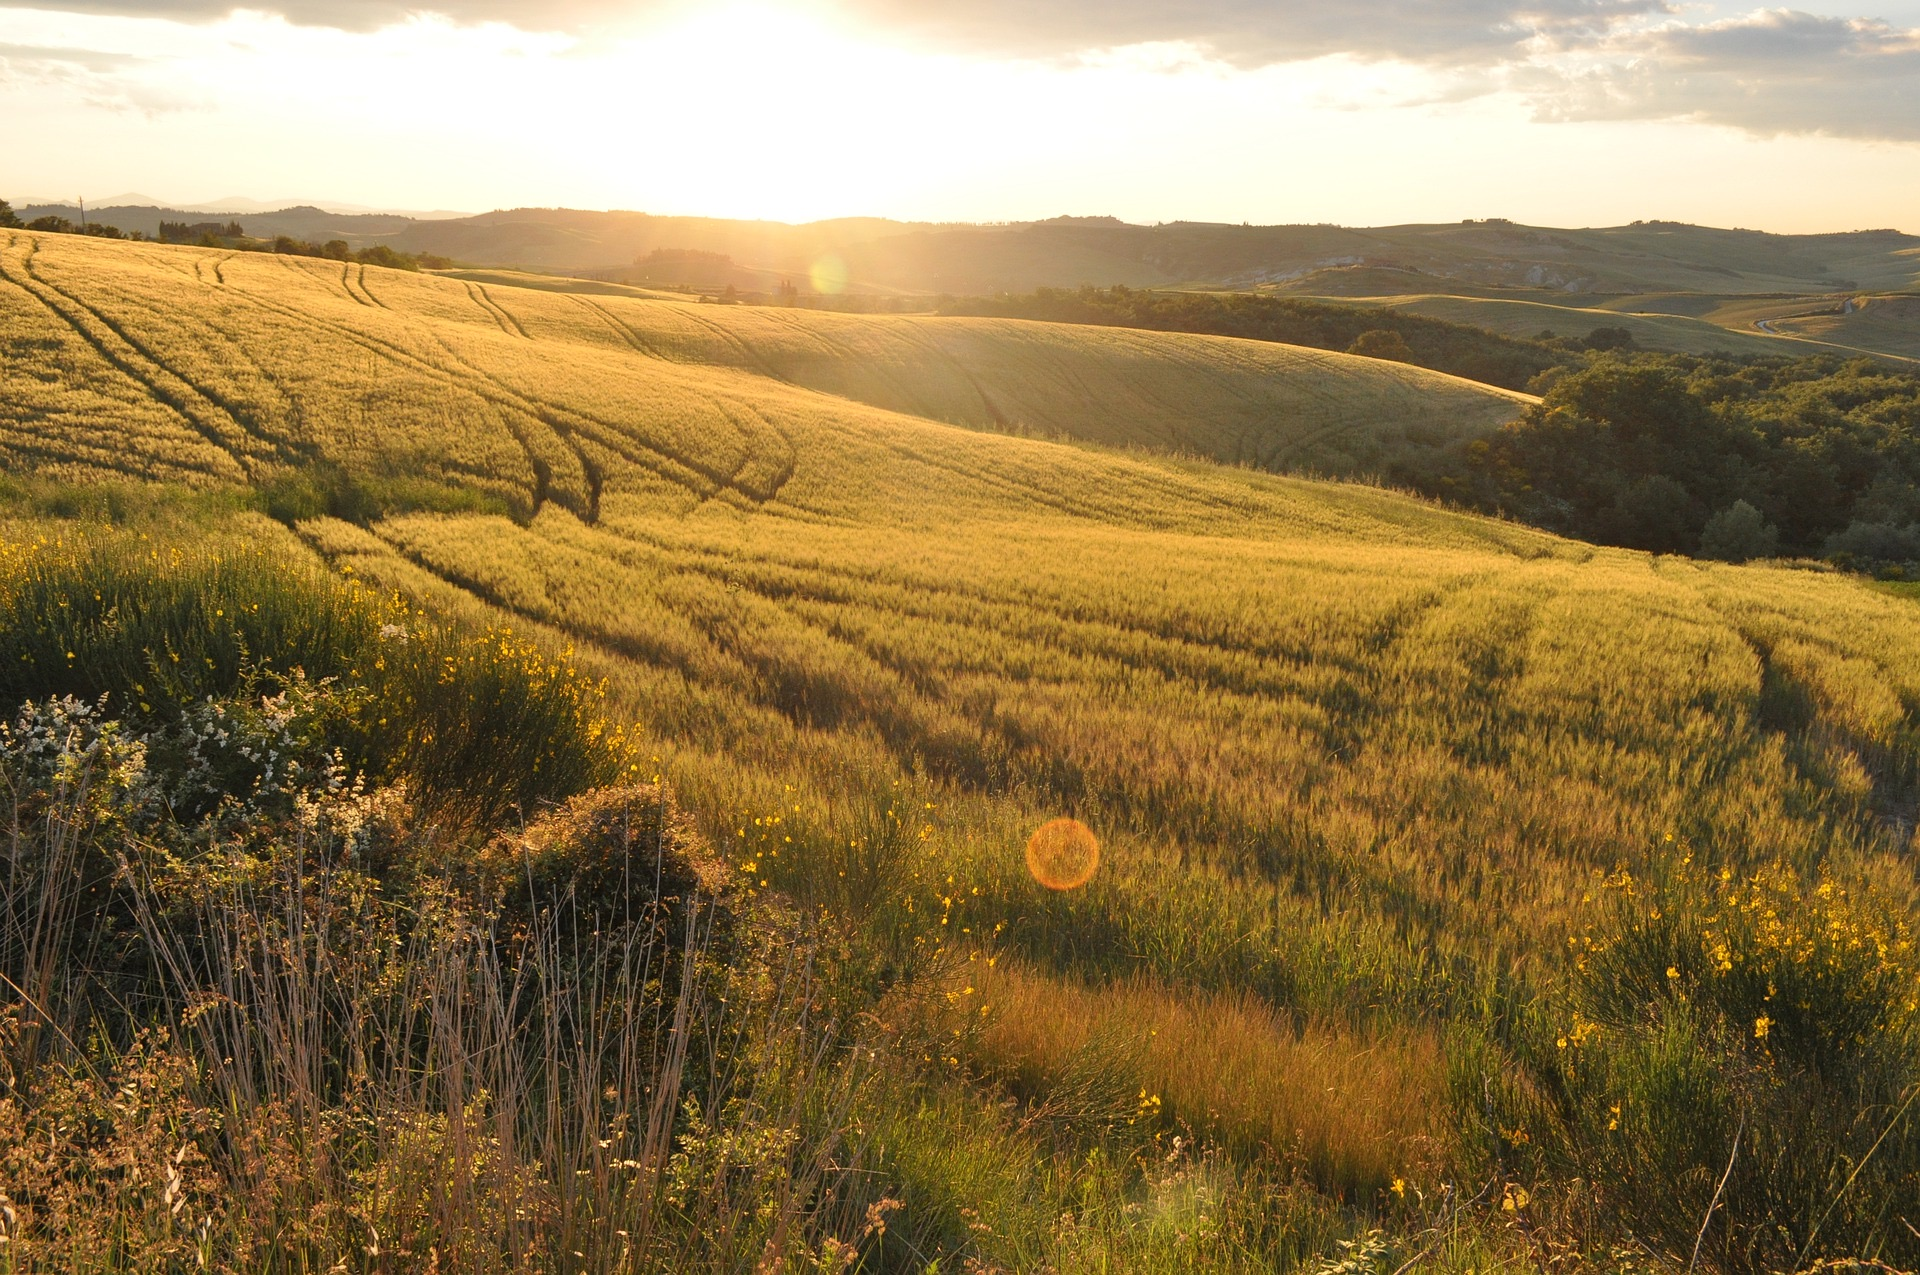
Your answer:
[809,254,850,295]
[1026,817,1099,891]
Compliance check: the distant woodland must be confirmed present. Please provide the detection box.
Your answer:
[937,285,1920,573]
[1438,354,1920,569]
[0,198,448,271]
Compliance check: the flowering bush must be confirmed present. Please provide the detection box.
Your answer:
[1497,852,1920,1271]
[0,532,635,828]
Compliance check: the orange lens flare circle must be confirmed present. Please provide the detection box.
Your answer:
[1025,817,1099,891]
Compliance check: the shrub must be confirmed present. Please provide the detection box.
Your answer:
[1825,520,1920,567]
[1347,329,1416,363]
[1501,855,1920,1271]
[0,532,631,827]
[475,783,727,933]
[1700,500,1780,563]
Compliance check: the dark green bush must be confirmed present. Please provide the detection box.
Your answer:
[0,532,632,827]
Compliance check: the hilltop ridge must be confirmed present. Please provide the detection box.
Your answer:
[23,200,1919,298]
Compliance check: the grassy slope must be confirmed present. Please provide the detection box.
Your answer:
[1764,294,1920,359]
[374,209,1920,297]
[7,230,1920,1245]
[1329,292,1895,360]
[0,233,1528,504]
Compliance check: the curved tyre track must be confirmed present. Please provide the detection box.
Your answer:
[242,259,790,513]
[0,235,256,479]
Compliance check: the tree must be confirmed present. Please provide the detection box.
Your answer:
[1698,500,1779,562]
[1346,329,1415,362]
[1606,474,1698,553]
[0,200,18,229]
[26,216,72,233]
[354,244,418,272]
[1824,520,1920,565]
[1583,326,1636,352]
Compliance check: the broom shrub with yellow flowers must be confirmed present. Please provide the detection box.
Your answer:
[1465,848,1920,1272]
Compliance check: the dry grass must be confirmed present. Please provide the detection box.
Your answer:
[960,960,1449,1199]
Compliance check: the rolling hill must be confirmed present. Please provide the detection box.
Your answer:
[0,233,1529,505]
[1329,292,1901,360]
[1761,293,1920,360]
[5,228,1920,1269]
[28,201,1920,300]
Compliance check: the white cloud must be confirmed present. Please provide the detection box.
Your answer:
[1523,9,1920,139]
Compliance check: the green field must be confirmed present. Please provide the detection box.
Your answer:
[1327,292,1911,361]
[1763,294,1920,360]
[3,230,1919,1272]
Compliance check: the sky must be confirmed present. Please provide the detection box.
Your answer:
[3,0,1919,231]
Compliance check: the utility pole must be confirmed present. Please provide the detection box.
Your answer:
[78,197,86,228]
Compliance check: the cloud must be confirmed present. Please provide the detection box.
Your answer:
[1523,9,1920,140]
[840,0,1672,66]
[0,0,647,30]
[0,0,1675,58]
[0,41,139,71]
[0,40,201,111]
[4,0,1918,144]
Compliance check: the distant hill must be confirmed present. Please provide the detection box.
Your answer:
[385,213,1920,297]
[18,201,421,243]
[22,201,1920,302]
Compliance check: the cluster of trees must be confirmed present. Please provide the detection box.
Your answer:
[262,236,448,270]
[0,199,447,271]
[940,284,1583,390]
[1414,353,1920,569]
[1,200,137,240]
[157,219,246,243]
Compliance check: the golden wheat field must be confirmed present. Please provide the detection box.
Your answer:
[0,231,1530,509]
[5,231,1920,1269]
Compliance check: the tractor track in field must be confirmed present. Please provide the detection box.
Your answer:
[669,305,799,385]
[240,259,791,516]
[897,323,1012,427]
[861,430,1105,523]
[253,259,591,517]
[466,282,530,339]
[517,516,1366,792]
[336,262,379,308]
[29,249,317,468]
[354,264,391,309]
[754,309,955,423]
[393,312,793,508]
[332,266,790,510]
[570,295,670,359]
[1,234,262,480]
[406,324,763,513]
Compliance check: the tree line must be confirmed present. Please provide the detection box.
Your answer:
[931,285,1920,574]
[0,199,449,271]
[1404,353,1920,571]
